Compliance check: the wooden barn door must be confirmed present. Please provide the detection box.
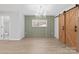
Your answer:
[76,6,79,51]
[59,13,66,44]
[66,7,78,49]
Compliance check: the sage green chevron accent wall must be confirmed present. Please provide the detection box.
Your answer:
[25,16,54,38]
[50,16,54,37]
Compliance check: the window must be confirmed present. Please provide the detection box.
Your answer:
[32,19,47,27]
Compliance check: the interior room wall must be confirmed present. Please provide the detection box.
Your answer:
[0,11,24,40]
[54,17,59,39]
[24,16,54,38]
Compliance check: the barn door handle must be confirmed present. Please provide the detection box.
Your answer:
[62,26,64,30]
[75,29,77,32]
[75,26,77,32]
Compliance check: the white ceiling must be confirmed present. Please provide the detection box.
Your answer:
[0,4,75,16]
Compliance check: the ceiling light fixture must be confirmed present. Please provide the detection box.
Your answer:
[35,5,47,17]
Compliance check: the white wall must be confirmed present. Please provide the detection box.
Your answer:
[9,12,24,40]
[0,11,24,40]
[54,17,59,39]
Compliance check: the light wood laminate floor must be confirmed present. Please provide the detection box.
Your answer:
[0,38,77,54]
